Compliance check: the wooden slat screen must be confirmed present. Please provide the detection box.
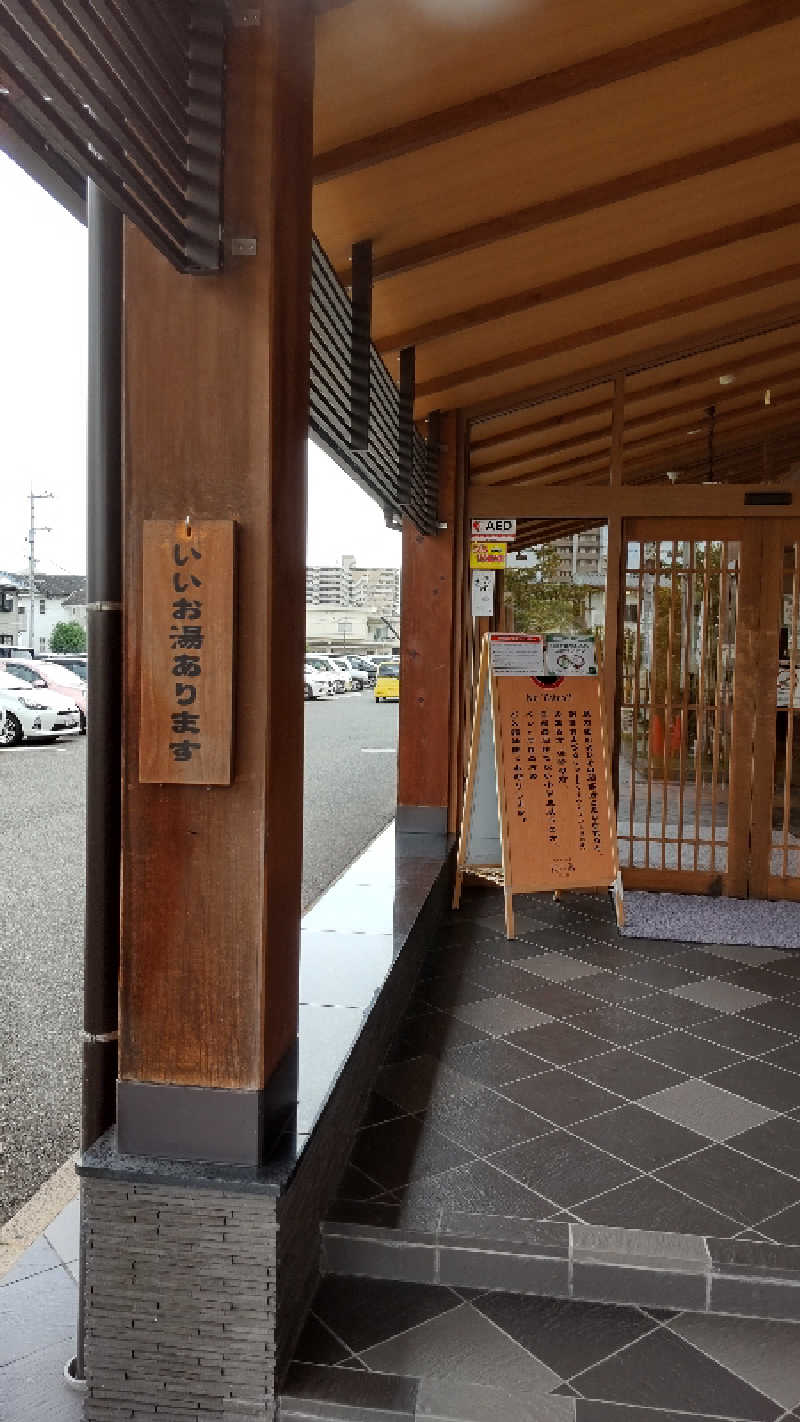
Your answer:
[310,237,438,535]
[0,0,224,272]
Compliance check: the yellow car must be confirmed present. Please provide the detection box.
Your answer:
[374,660,399,702]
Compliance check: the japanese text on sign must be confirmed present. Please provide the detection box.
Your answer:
[139,520,235,785]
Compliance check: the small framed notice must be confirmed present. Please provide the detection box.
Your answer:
[139,519,235,785]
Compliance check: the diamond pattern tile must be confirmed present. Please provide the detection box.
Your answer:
[639,1078,778,1141]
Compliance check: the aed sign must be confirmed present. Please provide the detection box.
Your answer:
[471,518,516,541]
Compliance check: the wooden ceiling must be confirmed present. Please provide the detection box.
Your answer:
[312,0,800,499]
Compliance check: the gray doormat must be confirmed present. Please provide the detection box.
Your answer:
[621,890,800,948]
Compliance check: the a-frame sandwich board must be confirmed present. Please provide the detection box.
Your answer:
[454,633,623,939]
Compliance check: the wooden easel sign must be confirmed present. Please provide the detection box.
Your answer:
[454,633,623,938]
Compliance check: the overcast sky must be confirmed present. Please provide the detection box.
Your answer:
[0,152,401,578]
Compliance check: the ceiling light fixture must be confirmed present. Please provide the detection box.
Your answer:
[719,374,736,386]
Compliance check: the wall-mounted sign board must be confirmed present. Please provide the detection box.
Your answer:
[470,540,507,570]
[471,518,516,541]
[139,519,235,785]
[455,633,622,937]
[471,569,495,617]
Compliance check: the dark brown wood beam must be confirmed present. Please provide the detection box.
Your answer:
[339,121,800,285]
[378,205,800,353]
[313,0,800,181]
[468,480,799,520]
[418,262,800,401]
[465,304,800,423]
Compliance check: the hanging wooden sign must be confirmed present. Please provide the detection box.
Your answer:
[139,519,235,785]
[454,633,622,937]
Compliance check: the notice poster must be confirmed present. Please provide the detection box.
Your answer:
[545,635,598,677]
[470,540,506,570]
[489,633,545,676]
[777,662,800,709]
[494,675,616,893]
[471,569,495,617]
[471,518,516,541]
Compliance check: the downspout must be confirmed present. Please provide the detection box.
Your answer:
[72,179,123,1384]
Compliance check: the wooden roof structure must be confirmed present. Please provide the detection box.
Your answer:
[312,0,800,528]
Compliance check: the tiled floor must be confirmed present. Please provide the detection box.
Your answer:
[330,890,800,1242]
[0,1194,82,1420]
[282,1275,800,1421]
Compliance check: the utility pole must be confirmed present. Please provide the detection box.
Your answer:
[27,490,54,651]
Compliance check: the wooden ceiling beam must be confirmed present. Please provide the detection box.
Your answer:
[465,304,800,423]
[471,353,800,461]
[418,261,800,401]
[468,481,798,519]
[344,121,800,286]
[378,205,800,353]
[313,0,800,181]
[476,404,800,493]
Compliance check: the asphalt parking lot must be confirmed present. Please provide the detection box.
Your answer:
[0,689,398,1223]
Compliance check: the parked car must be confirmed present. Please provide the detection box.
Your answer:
[332,656,368,690]
[348,655,377,685]
[5,657,88,733]
[40,652,88,682]
[304,663,335,700]
[0,671,82,745]
[305,654,346,693]
[374,659,400,702]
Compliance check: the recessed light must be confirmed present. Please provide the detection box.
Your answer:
[719,374,736,386]
[687,428,702,436]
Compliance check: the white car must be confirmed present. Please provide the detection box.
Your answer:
[332,656,368,690]
[304,663,334,700]
[0,671,83,746]
[305,654,346,693]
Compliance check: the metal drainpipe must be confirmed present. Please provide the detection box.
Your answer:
[72,179,123,1385]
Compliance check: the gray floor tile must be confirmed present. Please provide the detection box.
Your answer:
[423,1082,550,1156]
[575,1326,780,1419]
[670,1313,800,1410]
[709,1059,800,1115]
[377,1055,472,1113]
[474,1294,654,1379]
[763,1041,800,1075]
[349,1114,475,1190]
[572,1103,708,1171]
[0,1236,62,1287]
[451,996,554,1038]
[312,1276,461,1353]
[732,1117,800,1177]
[0,1263,77,1366]
[501,1069,625,1127]
[359,1300,562,1397]
[656,1145,800,1227]
[510,1021,616,1066]
[416,1376,575,1422]
[282,1362,418,1417]
[492,1130,638,1208]
[570,1049,688,1100]
[575,1173,740,1235]
[743,1001,800,1035]
[634,1029,740,1077]
[693,1014,795,1057]
[0,1336,83,1422]
[639,1079,778,1142]
[515,953,604,983]
[440,1037,546,1089]
[42,1196,80,1267]
[387,1158,554,1223]
[670,978,773,1014]
[760,1201,800,1245]
[698,943,789,967]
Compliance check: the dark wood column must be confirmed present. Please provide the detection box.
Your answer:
[117,0,313,1163]
[397,411,465,835]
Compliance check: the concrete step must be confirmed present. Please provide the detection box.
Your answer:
[321,1209,800,1321]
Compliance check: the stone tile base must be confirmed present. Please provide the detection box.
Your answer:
[83,1178,278,1420]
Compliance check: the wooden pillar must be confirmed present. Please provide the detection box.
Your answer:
[605,375,625,793]
[398,411,463,835]
[117,0,313,1164]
